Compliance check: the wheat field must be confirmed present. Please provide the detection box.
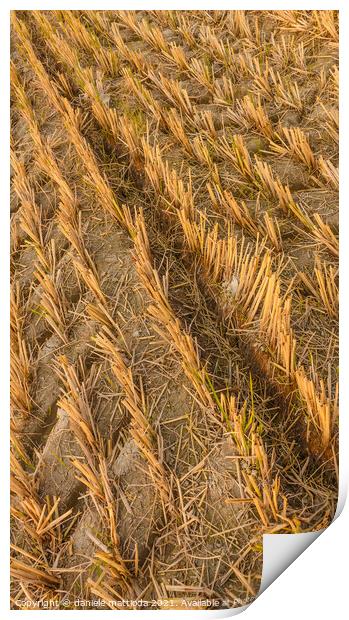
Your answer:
[10,10,338,610]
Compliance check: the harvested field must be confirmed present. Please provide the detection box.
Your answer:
[10,9,338,611]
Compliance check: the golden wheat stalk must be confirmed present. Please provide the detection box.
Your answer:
[137,17,170,54]
[164,107,193,154]
[317,156,339,190]
[295,368,338,447]
[34,251,68,344]
[244,440,296,531]
[206,233,294,382]
[217,134,254,181]
[249,57,273,101]
[11,153,45,254]
[117,114,144,169]
[199,24,233,66]
[189,57,214,91]
[93,329,174,515]
[11,342,31,416]
[319,102,338,143]
[54,10,99,55]
[149,9,178,28]
[52,10,118,75]
[35,20,83,84]
[271,127,316,169]
[10,559,60,588]
[213,75,235,105]
[194,109,217,139]
[272,10,311,33]
[191,135,214,168]
[253,157,311,228]
[228,95,274,139]
[228,10,252,38]
[12,64,75,209]
[32,11,82,66]
[11,145,68,341]
[270,69,303,111]
[61,99,129,225]
[87,576,134,609]
[57,202,96,274]
[262,211,282,251]
[166,42,189,70]
[82,10,112,40]
[12,67,115,321]
[175,13,196,47]
[114,9,139,32]
[148,71,194,117]
[122,67,164,125]
[219,188,260,237]
[11,452,72,546]
[12,14,64,112]
[270,34,305,70]
[142,139,194,217]
[222,395,293,531]
[132,206,289,501]
[178,209,232,285]
[110,23,149,73]
[314,257,339,317]
[118,116,294,386]
[139,142,278,330]
[23,26,128,171]
[313,10,338,41]
[253,157,286,202]
[258,272,296,376]
[329,64,339,97]
[253,158,338,256]
[236,49,256,79]
[312,213,339,257]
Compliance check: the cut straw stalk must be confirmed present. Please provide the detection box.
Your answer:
[134,139,288,358]
[227,95,274,139]
[199,23,233,66]
[48,13,241,180]
[312,213,339,258]
[295,368,338,448]
[74,8,337,206]
[11,559,60,587]
[208,182,281,250]
[317,156,339,190]
[299,258,338,318]
[270,127,316,170]
[11,451,72,546]
[270,127,339,193]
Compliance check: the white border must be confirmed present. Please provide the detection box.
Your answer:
[2,2,347,618]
